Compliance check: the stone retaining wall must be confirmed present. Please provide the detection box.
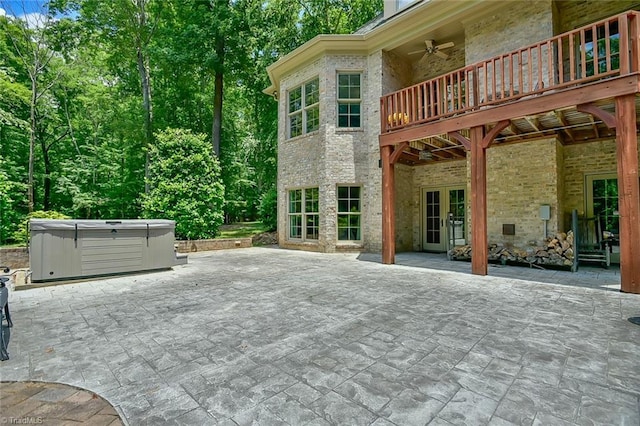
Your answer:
[174,238,253,253]
[0,247,29,270]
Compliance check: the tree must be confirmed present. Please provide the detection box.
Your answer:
[142,128,224,239]
[1,1,64,211]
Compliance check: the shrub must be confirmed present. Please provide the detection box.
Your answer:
[258,187,277,231]
[142,128,225,240]
[11,210,71,245]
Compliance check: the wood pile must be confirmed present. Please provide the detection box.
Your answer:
[449,231,574,267]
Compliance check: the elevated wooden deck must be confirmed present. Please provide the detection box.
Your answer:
[379,11,640,164]
[378,11,640,294]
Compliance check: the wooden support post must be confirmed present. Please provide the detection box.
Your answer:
[615,94,640,294]
[470,126,488,275]
[381,145,395,264]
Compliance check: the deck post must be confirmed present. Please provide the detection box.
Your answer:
[615,94,640,294]
[470,125,488,275]
[381,145,395,264]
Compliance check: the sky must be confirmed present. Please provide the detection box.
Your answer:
[0,1,66,28]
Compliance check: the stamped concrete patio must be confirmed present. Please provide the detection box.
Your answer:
[1,247,639,425]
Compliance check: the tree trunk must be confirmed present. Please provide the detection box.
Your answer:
[28,77,37,213]
[137,48,153,193]
[41,142,51,211]
[212,37,224,157]
[134,0,153,194]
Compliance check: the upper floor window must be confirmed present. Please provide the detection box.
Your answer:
[337,73,361,128]
[288,78,319,138]
[583,21,619,77]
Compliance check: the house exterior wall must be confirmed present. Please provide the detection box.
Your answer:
[278,53,384,253]
[274,1,637,258]
[555,0,638,32]
[562,139,617,225]
[486,138,563,247]
[412,46,466,83]
[395,164,414,251]
[277,58,327,251]
[465,0,554,64]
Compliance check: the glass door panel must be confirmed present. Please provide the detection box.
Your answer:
[449,189,466,246]
[587,174,619,263]
[423,187,465,252]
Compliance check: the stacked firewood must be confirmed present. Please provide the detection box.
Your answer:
[449,231,574,267]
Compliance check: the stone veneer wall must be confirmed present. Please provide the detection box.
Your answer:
[412,46,466,83]
[0,247,29,270]
[394,164,413,252]
[465,1,554,64]
[486,138,563,247]
[555,0,638,33]
[277,58,326,250]
[562,139,617,227]
[465,0,554,96]
[278,53,387,253]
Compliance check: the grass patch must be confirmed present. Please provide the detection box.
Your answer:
[217,221,271,239]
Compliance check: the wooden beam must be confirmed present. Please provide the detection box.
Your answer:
[615,94,640,293]
[555,110,576,142]
[390,142,409,165]
[577,103,617,129]
[447,131,471,150]
[381,145,396,265]
[482,120,510,148]
[524,116,541,132]
[380,74,640,147]
[470,125,488,275]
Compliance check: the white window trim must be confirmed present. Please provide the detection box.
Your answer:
[287,77,320,139]
[337,71,362,129]
[287,187,319,241]
[336,185,362,242]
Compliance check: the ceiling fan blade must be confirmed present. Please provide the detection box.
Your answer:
[434,50,449,59]
[424,39,434,49]
[435,41,455,50]
[408,49,425,55]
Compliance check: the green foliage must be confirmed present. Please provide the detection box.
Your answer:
[142,128,225,239]
[11,210,70,245]
[258,187,277,231]
[0,0,384,237]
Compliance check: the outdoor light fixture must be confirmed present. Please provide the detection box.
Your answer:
[419,149,433,161]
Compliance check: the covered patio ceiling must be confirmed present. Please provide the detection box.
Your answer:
[393,96,639,166]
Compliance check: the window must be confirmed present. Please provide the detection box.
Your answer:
[337,73,361,128]
[337,186,361,241]
[582,21,619,77]
[288,78,319,138]
[288,187,319,241]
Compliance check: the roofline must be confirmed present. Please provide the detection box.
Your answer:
[263,0,498,96]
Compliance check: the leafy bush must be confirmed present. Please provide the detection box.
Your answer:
[11,210,71,245]
[258,187,277,231]
[142,128,225,240]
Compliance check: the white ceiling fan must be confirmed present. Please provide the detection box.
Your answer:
[409,39,455,60]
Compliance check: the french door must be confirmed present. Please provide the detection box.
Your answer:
[585,173,620,263]
[423,186,466,252]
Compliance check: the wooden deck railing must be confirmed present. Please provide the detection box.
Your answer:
[381,11,640,133]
